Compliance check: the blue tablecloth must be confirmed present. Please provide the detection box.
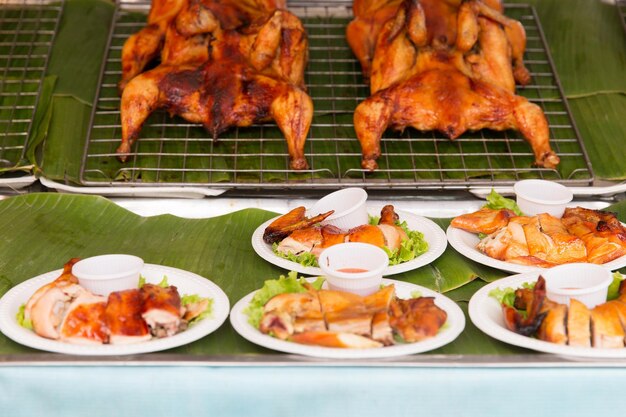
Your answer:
[1,366,624,416]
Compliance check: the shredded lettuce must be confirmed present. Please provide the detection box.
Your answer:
[272,242,318,267]
[244,271,324,328]
[181,294,214,324]
[138,275,146,287]
[483,189,523,216]
[607,272,624,301]
[16,304,32,330]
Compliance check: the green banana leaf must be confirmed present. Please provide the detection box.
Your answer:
[31,0,626,185]
[1,193,626,356]
[0,193,508,356]
[0,2,63,175]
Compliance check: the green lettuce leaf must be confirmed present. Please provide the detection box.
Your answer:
[181,293,214,324]
[489,281,535,308]
[244,271,324,328]
[16,304,33,330]
[607,272,624,301]
[384,220,429,266]
[484,189,523,216]
[272,243,318,267]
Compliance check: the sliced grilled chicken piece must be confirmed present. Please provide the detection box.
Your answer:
[59,291,108,345]
[566,298,591,347]
[591,304,625,348]
[290,331,383,348]
[105,289,151,345]
[451,207,516,234]
[140,284,184,337]
[537,300,568,345]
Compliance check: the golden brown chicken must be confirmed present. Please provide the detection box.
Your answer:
[118,61,313,170]
[118,1,312,170]
[348,0,559,171]
[118,0,286,91]
[561,207,626,264]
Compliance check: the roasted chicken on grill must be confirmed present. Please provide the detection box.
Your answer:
[118,0,312,170]
[119,0,286,91]
[347,0,559,171]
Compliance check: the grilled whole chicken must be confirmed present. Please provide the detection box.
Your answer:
[348,0,559,171]
[117,0,312,170]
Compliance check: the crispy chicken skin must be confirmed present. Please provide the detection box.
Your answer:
[118,1,312,170]
[119,0,287,92]
[59,292,108,345]
[105,289,151,345]
[389,296,447,342]
[348,0,558,171]
[537,299,567,345]
[561,207,626,264]
[140,284,184,337]
[450,207,516,234]
[263,206,334,244]
[118,59,313,170]
[453,207,626,266]
[354,67,557,171]
[521,214,587,265]
[271,205,410,257]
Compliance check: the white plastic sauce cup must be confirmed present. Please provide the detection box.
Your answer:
[318,242,389,296]
[72,254,144,297]
[308,188,368,230]
[513,179,573,218]
[543,263,612,309]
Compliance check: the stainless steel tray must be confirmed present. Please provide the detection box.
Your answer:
[79,1,592,191]
[0,0,63,187]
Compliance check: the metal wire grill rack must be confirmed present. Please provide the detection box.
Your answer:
[618,0,626,34]
[81,1,592,190]
[0,0,63,172]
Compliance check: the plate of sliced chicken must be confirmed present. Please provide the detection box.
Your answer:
[0,262,230,355]
[447,207,626,274]
[253,205,447,276]
[469,274,626,358]
[229,277,465,359]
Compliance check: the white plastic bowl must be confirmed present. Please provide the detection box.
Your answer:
[72,254,144,297]
[308,188,368,230]
[318,242,389,296]
[543,263,612,309]
[513,179,573,218]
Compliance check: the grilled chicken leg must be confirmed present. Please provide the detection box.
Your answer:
[118,60,313,170]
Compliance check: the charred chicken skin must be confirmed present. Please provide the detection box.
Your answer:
[348,0,559,171]
[118,0,312,170]
[119,0,286,91]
